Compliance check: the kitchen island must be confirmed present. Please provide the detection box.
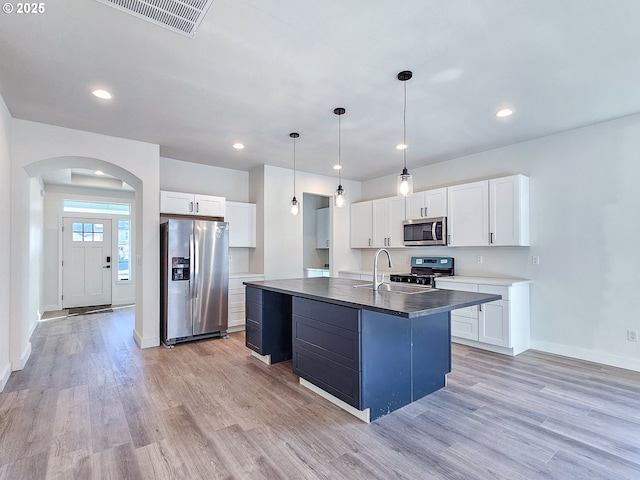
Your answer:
[244,277,501,422]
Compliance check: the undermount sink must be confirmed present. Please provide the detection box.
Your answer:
[353,283,438,295]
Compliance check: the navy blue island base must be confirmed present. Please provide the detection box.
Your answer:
[244,277,500,422]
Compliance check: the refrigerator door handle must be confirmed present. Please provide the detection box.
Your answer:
[193,232,199,298]
[189,233,195,299]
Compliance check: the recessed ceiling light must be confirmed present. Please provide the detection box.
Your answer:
[496,107,515,118]
[232,143,245,150]
[95,170,105,176]
[92,89,113,100]
[396,143,407,150]
[333,164,342,170]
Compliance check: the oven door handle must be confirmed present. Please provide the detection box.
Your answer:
[432,221,437,240]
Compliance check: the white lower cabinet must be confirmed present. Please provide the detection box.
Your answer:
[228,275,264,331]
[436,278,531,356]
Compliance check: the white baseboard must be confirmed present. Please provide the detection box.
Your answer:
[12,342,32,371]
[0,362,11,392]
[531,340,640,373]
[300,378,371,423]
[29,318,38,338]
[227,325,245,333]
[251,351,272,365]
[133,328,160,349]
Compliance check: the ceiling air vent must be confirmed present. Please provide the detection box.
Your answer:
[96,0,215,37]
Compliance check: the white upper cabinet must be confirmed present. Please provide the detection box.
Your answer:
[350,201,373,248]
[194,194,225,217]
[316,207,330,249]
[160,190,225,217]
[226,201,256,248]
[350,196,404,248]
[372,196,405,248]
[447,180,490,246]
[489,175,530,246]
[447,175,529,247]
[160,190,195,215]
[405,187,448,220]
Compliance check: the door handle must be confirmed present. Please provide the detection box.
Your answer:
[490,232,494,244]
[189,201,194,213]
[420,207,424,217]
[196,202,200,213]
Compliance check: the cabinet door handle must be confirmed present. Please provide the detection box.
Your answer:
[448,234,451,244]
[490,232,494,244]
[326,239,329,247]
[425,207,428,217]
[196,202,200,213]
[420,207,424,217]
[368,238,371,247]
[479,304,483,312]
[190,201,194,213]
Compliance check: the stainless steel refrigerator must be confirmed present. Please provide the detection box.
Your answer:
[160,218,229,345]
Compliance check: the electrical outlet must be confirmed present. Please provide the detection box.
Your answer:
[477,255,483,264]
[628,330,638,342]
[532,256,540,266]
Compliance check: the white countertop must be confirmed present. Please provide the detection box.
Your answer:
[230,272,264,279]
[436,276,532,286]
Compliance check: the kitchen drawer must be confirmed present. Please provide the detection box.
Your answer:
[293,345,360,408]
[437,281,478,318]
[246,286,262,305]
[246,301,262,329]
[451,314,479,341]
[479,284,509,300]
[293,315,360,371]
[293,297,360,332]
[245,324,262,353]
[229,278,245,290]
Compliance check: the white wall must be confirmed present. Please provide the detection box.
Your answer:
[160,157,249,202]
[41,185,136,311]
[255,165,361,280]
[0,94,11,391]
[11,120,160,363]
[29,177,44,337]
[361,114,640,371]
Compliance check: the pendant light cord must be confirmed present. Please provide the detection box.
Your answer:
[293,136,296,196]
[403,79,407,170]
[338,112,342,185]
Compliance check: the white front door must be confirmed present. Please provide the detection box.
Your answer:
[62,218,112,308]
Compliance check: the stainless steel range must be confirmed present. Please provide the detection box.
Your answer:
[390,256,454,288]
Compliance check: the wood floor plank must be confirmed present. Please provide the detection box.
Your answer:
[2,307,640,480]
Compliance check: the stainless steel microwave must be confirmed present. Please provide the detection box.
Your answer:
[403,217,447,246]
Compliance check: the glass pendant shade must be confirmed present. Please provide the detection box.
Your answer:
[397,167,413,196]
[334,185,346,208]
[290,196,299,216]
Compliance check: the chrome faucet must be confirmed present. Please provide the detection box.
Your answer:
[373,248,393,290]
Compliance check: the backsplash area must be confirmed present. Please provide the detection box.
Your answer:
[358,247,533,279]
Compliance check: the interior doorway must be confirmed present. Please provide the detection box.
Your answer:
[62,217,112,308]
[302,193,331,277]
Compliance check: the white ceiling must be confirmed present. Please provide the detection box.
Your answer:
[1,1,640,183]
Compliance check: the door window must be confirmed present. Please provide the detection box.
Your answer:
[72,222,104,242]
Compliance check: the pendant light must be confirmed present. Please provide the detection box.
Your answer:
[333,107,346,208]
[397,70,413,196]
[290,132,300,215]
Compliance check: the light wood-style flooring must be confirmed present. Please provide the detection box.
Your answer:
[1,306,640,479]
